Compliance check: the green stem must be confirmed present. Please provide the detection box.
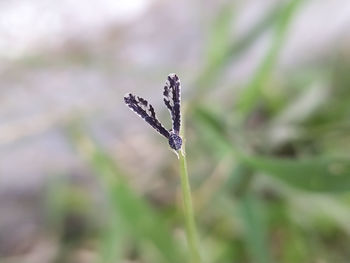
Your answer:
[179,149,201,263]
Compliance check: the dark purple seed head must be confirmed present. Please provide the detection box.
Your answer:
[168,132,182,151]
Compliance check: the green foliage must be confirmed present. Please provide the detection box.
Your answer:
[48,1,350,262]
[243,156,350,192]
[68,127,185,263]
[236,0,304,115]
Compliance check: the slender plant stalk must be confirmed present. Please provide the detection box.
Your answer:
[178,147,201,263]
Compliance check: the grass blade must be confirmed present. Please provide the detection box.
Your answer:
[236,0,304,114]
[68,125,184,262]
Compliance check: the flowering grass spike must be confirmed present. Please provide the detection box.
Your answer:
[124,73,182,151]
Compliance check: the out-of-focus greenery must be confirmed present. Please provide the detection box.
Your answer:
[44,1,350,262]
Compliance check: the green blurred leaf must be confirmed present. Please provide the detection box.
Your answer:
[67,126,184,263]
[194,106,233,158]
[236,0,304,115]
[193,3,285,97]
[98,208,124,263]
[240,193,272,263]
[195,106,227,136]
[206,4,234,66]
[243,156,350,192]
[195,106,350,192]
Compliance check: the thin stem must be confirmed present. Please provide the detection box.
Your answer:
[178,148,201,263]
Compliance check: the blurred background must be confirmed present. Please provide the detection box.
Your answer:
[1,0,350,262]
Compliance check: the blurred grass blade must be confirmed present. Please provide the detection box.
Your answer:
[195,106,227,137]
[194,106,238,155]
[243,156,350,192]
[240,193,272,263]
[194,3,285,95]
[224,165,273,263]
[206,4,234,68]
[236,0,304,114]
[98,209,124,263]
[68,125,184,263]
[195,106,350,192]
[194,110,232,158]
